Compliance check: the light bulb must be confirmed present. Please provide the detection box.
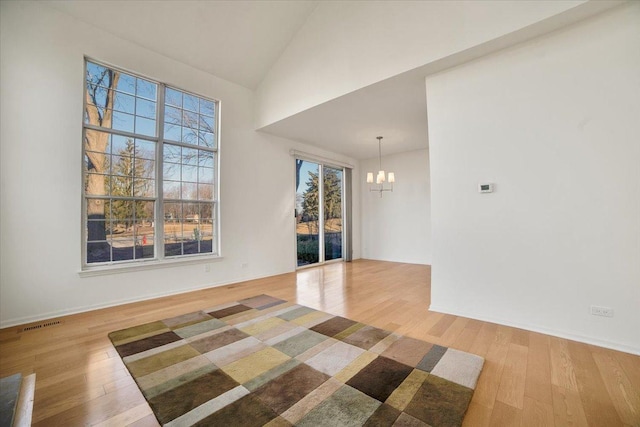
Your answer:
[366,172,373,184]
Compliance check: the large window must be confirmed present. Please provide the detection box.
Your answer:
[83,59,218,267]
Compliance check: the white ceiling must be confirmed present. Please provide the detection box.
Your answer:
[259,71,430,160]
[48,0,318,90]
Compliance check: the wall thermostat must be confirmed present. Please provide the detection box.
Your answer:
[478,183,494,193]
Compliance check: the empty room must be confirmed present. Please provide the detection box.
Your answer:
[0,1,638,426]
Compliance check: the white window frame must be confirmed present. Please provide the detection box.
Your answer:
[81,58,220,274]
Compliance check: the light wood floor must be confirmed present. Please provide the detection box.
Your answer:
[0,260,638,426]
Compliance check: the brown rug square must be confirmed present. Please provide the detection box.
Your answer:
[108,295,484,426]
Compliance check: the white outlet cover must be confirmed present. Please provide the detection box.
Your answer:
[590,305,614,317]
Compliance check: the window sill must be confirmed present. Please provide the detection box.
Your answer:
[78,255,223,277]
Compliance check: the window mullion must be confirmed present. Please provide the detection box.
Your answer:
[156,84,166,261]
[83,123,160,143]
[162,139,217,153]
[319,164,325,264]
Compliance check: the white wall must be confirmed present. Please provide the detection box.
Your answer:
[427,4,640,354]
[361,149,431,265]
[255,0,596,129]
[0,1,360,327]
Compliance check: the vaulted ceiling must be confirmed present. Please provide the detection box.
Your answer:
[48,1,318,90]
[47,1,619,160]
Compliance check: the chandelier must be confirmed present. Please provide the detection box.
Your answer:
[366,136,395,197]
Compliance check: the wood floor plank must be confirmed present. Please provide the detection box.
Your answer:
[427,313,457,337]
[35,360,127,392]
[552,384,589,427]
[33,380,106,423]
[93,403,153,427]
[32,377,154,426]
[0,260,637,427]
[510,328,530,347]
[496,343,529,409]
[469,323,499,358]
[592,350,640,426]
[472,336,511,409]
[403,311,444,339]
[465,319,484,331]
[568,341,625,427]
[126,413,160,427]
[103,375,137,394]
[439,316,469,347]
[489,401,522,426]
[521,396,555,427]
[615,351,640,404]
[462,401,492,427]
[525,332,553,405]
[452,326,480,352]
[549,337,578,392]
[35,374,93,403]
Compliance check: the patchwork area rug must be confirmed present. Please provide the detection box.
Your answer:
[109,295,484,426]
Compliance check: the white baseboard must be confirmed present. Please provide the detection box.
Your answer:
[429,304,640,356]
[0,269,290,329]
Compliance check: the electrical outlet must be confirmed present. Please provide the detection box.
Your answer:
[590,305,614,317]
[204,264,211,272]
[240,262,248,269]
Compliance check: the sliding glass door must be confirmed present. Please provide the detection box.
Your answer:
[323,166,343,261]
[296,160,320,266]
[295,160,343,267]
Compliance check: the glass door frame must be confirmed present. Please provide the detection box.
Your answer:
[294,158,345,269]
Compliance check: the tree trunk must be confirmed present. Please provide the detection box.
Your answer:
[85,136,109,241]
[84,70,120,244]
